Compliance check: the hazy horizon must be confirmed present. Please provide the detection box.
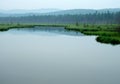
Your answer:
[0,8,120,11]
[0,0,120,10]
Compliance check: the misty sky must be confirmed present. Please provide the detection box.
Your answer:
[0,0,120,10]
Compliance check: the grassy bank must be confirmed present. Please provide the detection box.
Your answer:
[0,23,67,31]
[65,24,120,45]
[0,23,120,45]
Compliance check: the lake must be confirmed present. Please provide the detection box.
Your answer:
[0,27,120,84]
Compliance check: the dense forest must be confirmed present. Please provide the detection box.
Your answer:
[0,11,120,24]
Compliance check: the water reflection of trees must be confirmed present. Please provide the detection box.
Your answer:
[16,26,83,36]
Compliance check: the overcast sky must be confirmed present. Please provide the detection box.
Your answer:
[0,0,120,10]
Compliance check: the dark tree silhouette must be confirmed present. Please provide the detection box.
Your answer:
[0,11,120,24]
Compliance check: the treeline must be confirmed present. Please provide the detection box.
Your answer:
[0,11,120,24]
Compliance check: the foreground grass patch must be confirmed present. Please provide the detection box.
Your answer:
[65,24,120,45]
[96,36,120,45]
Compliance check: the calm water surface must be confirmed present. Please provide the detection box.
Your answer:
[0,27,120,84]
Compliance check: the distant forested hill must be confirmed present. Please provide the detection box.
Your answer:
[0,8,120,16]
[43,8,120,15]
[0,8,120,24]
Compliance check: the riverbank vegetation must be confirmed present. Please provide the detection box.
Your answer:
[65,24,120,45]
[0,23,120,45]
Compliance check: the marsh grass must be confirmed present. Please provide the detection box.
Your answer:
[0,23,120,45]
[96,36,120,45]
[65,24,120,45]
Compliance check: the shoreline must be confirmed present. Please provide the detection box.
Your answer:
[0,23,120,45]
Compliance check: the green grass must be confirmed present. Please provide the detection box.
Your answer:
[65,24,120,45]
[0,23,120,45]
[96,36,120,45]
[0,23,67,31]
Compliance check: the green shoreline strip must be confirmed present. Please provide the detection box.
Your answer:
[0,23,120,45]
